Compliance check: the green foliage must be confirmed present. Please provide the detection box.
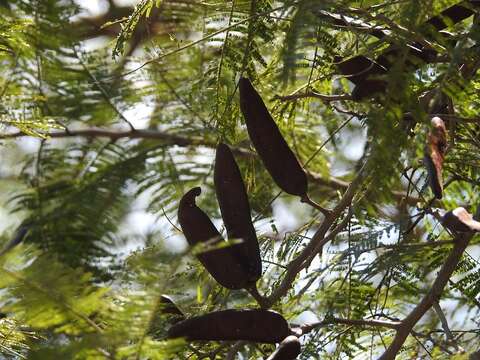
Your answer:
[0,0,479,359]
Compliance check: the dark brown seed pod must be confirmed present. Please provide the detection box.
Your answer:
[334,3,480,101]
[351,79,389,101]
[375,43,436,69]
[147,295,185,338]
[424,117,447,199]
[178,187,250,289]
[426,1,480,31]
[167,309,290,344]
[214,143,262,283]
[442,207,480,233]
[317,12,387,39]
[239,77,308,198]
[266,335,301,360]
[159,295,185,319]
[334,55,387,86]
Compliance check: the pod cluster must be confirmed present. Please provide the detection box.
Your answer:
[173,79,318,358]
[178,186,253,289]
[170,3,479,358]
[178,78,329,291]
[334,1,480,100]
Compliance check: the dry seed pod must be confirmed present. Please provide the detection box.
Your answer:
[266,335,301,360]
[426,1,480,31]
[167,309,290,343]
[159,295,184,319]
[214,143,262,283]
[442,207,480,233]
[318,12,387,39]
[351,79,389,100]
[239,78,308,197]
[333,2,480,100]
[424,117,447,199]
[335,55,387,86]
[147,295,185,338]
[0,223,30,257]
[178,187,250,289]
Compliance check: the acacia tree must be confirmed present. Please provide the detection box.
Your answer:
[0,0,479,359]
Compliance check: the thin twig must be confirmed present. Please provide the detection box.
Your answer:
[75,48,136,131]
[1,268,103,333]
[300,195,331,216]
[225,341,247,360]
[265,163,368,307]
[432,301,454,342]
[299,317,401,334]
[246,284,269,309]
[274,91,352,102]
[107,3,296,80]
[378,230,475,360]
[0,127,435,208]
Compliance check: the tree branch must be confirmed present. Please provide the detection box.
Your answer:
[432,301,455,342]
[299,317,401,334]
[378,230,475,360]
[274,91,352,102]
[225,341,247,360]
[265,163,369,307]
[0,127,429,207]
[0,127,205,145]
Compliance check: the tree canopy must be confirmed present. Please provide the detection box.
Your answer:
[0,0,479,359]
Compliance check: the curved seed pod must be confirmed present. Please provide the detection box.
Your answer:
[214,143,262,283]
[424,117,447,199]
[159,295,185,319]
[318,12,387,39]
[351,79,388,101]
[334,55,387,86]
[267,336,301,360]
[167,309,290,343]
[178,187,250,289]
[333,2,480,101]
[426,1,480,31]
[147,295,185,338]
[442,207,480,233]
[239,77,308,198]
[0,223,31,257]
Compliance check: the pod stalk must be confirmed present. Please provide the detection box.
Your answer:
[300,195,331,217]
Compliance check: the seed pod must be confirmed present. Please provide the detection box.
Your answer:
[159,295,184,319]
[376,43,437,69]
[214,143,262,283]
[239,77,308,197]
[147,295,185,338]
[266,335,301,360]
[167,309,290,344]
[0,223,31,257]
[351,79,388,100]
[318,12,387,39]
[335,55,387,86]
[178,187,250,289]
[442,207,480,233]
[424,117,447,199]
[426,1,480,31]
[333,2,480,101]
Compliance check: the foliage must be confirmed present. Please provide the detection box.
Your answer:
[0,0,478,359]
